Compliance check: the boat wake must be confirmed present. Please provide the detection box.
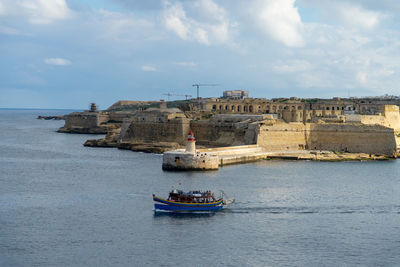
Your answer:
[225,204,400,215]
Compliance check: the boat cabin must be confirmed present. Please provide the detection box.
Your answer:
[168,189,217,203]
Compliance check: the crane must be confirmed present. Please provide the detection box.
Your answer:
[192,84,219,99]
[163,93,192,100]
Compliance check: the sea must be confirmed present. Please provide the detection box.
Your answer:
[1,109,400,266]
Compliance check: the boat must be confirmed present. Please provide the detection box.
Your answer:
[153,189,234,212]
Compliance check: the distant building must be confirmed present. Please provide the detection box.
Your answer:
[222,90,248,100]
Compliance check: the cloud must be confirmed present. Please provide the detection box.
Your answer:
[141,65,157,71]
[335,3,381,29]
[301,0,382,30]
[174,61,197,67]
[44,58,71,66]
[163,2,190,40]
[256,0,305,47]
[0,0,73,24]
[162,0,236,45]
[92,9,158,43]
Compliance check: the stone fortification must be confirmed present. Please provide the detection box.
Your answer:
[307,123,396,155]
[61,97,400,158]
[121,108,190,146]
[256,121,397,156]
[106,100,160,111]
[189,115,263,147]
[58,111,109,134]
[345,105,400,130]
[257,122,307,151]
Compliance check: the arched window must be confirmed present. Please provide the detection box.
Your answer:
[212,105,216,110]
[231,105,235,111]
[249,106,253,112]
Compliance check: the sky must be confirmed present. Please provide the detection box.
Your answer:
[1,0,400,109]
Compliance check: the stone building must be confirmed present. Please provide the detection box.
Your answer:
[189,96,400,124]
[222,90,249,100]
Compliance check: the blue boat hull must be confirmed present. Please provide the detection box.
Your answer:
[154,203,223,212]
[153,196,224,212]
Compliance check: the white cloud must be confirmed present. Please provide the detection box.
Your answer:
[141,65,157,71]
[301,1,382,30]
[93,9,157,43]
[174,61,197,67]
[162,0,236,46]
[256,0,305,47]
[44,58,71,66]
[0,0,72,24]
[338,4,380,29]
[163,2,190,40]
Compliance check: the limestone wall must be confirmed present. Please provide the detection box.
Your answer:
[306,123,397,155]
[257,122,306,151]
[190,120,257,147]
[61,112,109,131]
[256,121,397,155]
[383,105,400,130]
[123,117,190,145]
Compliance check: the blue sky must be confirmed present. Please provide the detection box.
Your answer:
[1,0,400,109]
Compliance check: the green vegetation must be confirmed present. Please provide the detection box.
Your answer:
[106,100,191,112]
[301,98,318,103]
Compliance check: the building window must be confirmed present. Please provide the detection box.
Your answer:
[212,105,216,110]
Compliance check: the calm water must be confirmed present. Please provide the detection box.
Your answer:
[1,109,400,266]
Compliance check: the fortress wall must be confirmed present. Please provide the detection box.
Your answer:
[306,123,396,155]
[257,123,306,151]
[190,121,254,147]
[383,105,400,130]
[108,112,135,123]
[64,113,103,128]
[123,118,190,145]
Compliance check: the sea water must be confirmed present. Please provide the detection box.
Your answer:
[1,109,399,266]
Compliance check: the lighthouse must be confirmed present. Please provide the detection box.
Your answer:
[185,130,196,154]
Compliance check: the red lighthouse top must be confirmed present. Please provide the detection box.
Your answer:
[187,131,195,141]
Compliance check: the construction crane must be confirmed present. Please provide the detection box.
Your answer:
[192,84,219,99]
[163,93,192,100]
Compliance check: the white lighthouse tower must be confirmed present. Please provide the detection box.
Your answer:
[185,130,196,154]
